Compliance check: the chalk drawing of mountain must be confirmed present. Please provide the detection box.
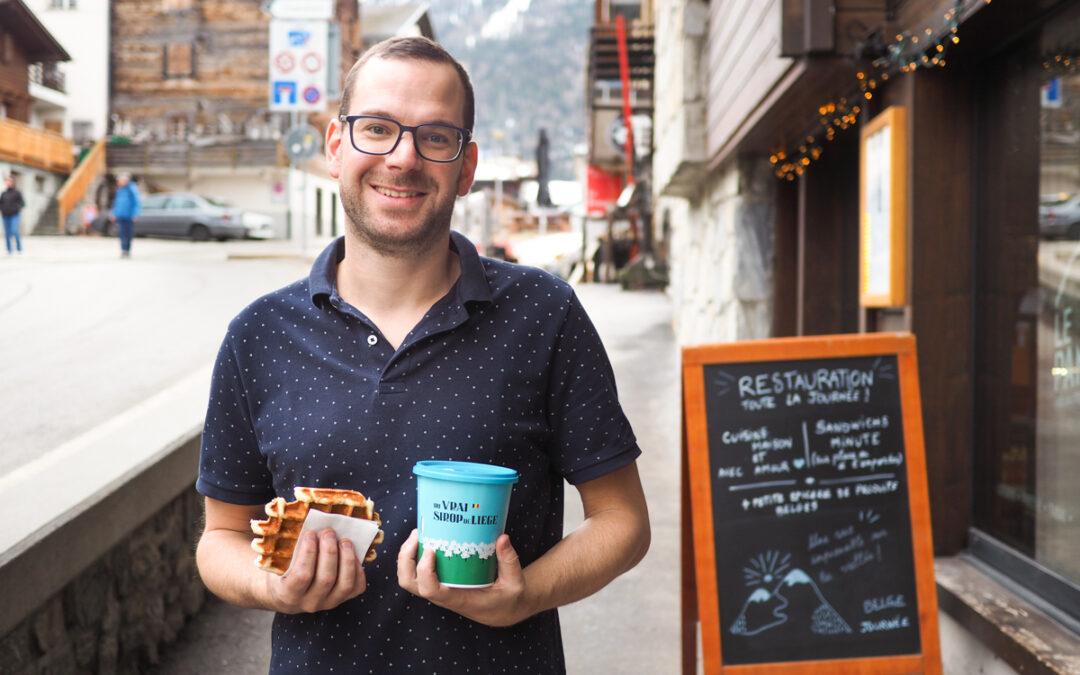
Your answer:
[729,586,788,636]
[775,569,852,635]
[729,568,851,637]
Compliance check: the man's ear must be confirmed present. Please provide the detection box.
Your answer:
[457,141,478,197]
[326,116,343,179]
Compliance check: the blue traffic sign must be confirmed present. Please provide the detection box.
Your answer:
[303,86,321,104]
[273,80,297,104]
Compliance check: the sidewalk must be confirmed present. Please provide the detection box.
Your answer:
[150,283,680,674]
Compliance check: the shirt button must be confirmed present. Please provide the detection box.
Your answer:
[367,335,378,346]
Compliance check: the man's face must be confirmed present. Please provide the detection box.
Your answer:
[3,178,12,189]
[326,57,477,257]
[117,175,129,187]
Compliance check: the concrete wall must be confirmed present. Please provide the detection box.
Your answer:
[28,0,110,142]
[652,0,707,197]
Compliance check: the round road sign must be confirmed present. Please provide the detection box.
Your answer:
[284,123,322,162]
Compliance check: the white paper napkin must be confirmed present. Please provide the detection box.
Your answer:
[289,509,381,572]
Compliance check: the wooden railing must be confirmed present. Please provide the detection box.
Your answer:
[57,138,107,232]
[106,139,281,171]
[0,118,73,173]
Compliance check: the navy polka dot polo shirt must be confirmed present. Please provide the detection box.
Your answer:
[197,231,641,674]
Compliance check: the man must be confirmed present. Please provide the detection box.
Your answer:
[110,173,140,258]
[196,37,649,673]
[1,175,25,255]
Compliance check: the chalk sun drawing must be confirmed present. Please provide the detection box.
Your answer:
[743,550,792,588]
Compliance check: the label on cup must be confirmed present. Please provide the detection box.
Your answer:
[414,460,519,587]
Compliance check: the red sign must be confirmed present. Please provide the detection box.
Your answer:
[586,165,623,217]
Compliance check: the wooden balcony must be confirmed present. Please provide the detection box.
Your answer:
[106,139,282,174]
[0,118,74,173]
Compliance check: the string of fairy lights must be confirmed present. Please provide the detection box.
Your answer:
[771,0,991,181]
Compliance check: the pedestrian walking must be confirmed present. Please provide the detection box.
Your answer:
[195,36,650,674]
[110,173,140,258]
[1,175,25,255]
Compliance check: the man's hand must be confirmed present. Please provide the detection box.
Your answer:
[397,529,534,627]
[266,527,367,614]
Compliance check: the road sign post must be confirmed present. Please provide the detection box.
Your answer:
[284,121,322,252]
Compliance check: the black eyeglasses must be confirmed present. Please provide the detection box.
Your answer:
[339,114,471,163]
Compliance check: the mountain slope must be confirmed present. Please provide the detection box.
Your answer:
[368,0,591,179]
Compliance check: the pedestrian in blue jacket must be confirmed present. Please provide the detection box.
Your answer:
[110,173,141,258]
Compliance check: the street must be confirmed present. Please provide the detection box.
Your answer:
[0,236,312,475]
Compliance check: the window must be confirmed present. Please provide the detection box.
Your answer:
[163,43,195,79]
[974,0,1080,620]
[142,195,168,210]
[166,197,199,210]
[49,0,77,9]
[72,120,93,145]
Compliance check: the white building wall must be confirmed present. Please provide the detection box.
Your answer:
[151,170,291,239]
[149,168,344,247]
[0,161,65,233]
[28,0,110,142]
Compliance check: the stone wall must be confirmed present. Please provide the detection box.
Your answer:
[663,156,776,346]
[0,488,205,675]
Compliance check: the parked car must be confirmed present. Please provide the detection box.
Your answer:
[107,192,274,241]
[1039,192,1080,239]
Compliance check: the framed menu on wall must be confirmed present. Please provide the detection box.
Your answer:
[860,106,908,308]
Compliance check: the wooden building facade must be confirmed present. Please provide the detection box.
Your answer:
[655,0,1080,669]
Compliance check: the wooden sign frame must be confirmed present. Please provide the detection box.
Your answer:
[859,105,908,308]
[680,333,940,674]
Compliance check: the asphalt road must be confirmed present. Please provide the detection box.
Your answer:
[0,236,313,476]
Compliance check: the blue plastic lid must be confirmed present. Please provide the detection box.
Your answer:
[412,460,519,485]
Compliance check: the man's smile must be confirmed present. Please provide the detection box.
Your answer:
[370,183,429,200]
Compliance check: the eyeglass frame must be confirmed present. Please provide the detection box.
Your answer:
[337,114,473,164]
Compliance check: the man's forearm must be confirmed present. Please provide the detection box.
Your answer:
[522,505,650,616]
[196,529,275,610]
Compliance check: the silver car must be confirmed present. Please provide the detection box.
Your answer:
[121,192,274,241]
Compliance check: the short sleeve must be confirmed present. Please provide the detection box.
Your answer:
[196,334,275,504]
[545,291,641,484]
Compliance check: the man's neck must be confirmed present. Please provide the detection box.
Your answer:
[335,232,460,316]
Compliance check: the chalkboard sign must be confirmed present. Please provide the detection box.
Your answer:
[681,334,940,675]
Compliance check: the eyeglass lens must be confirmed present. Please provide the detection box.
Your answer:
[350,117,463,161]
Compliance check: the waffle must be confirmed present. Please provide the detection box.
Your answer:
[250,487,384,575]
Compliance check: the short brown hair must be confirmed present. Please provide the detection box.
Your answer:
[338,37,475,133]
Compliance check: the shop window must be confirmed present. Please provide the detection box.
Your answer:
[975,0,1080,620]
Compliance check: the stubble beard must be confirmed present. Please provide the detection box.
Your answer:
[340,169,458,258]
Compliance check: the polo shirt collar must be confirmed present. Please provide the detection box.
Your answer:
[307,231,493,308]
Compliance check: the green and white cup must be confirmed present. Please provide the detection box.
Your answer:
[413,460,519,588]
